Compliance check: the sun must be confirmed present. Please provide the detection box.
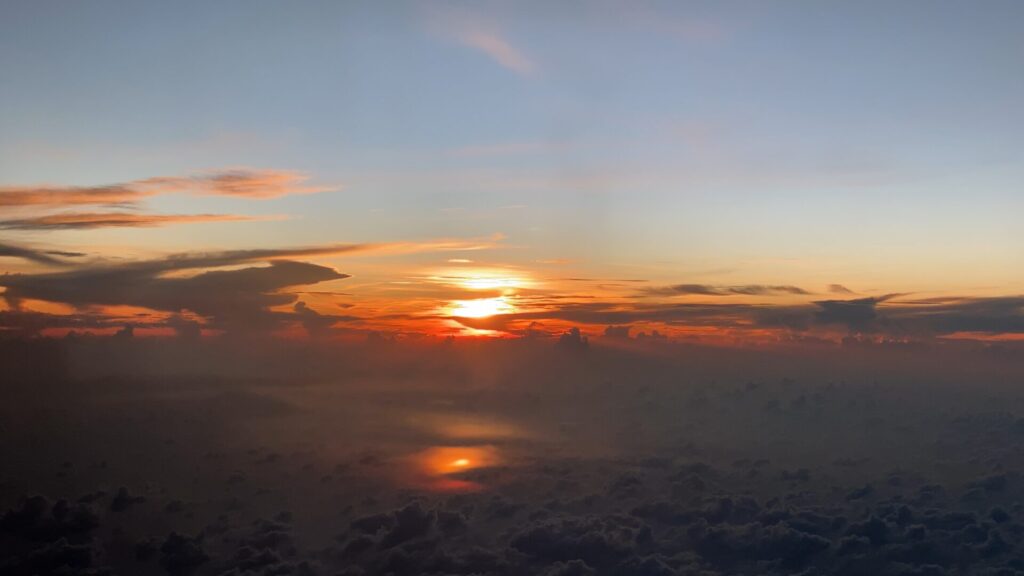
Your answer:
[446,296,514,318]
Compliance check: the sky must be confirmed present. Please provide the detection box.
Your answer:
[1,0,1023,343]
[7,5,1024,576]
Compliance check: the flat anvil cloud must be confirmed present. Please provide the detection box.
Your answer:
[1,259,348,332]
[0,238,501,335]
[0,168,332,208]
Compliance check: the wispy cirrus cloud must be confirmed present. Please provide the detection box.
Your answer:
[456,27,534,75]
[0,168,334,208]
[429,6,534,77]
[0,212,272,230]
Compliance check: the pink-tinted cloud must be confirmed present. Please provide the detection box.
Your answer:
[456,28,534,76]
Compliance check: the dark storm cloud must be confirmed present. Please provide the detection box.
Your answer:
[645,284,810,296]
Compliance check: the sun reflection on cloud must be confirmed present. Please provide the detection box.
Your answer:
[428,267,534,292]
[459,276,525,290]
[409,445,502,491]
[445,296,514,318]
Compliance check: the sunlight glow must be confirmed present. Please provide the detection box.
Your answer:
[460,276,524,290]
[446,296,514,318]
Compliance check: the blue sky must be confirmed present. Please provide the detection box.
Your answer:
[1,1,1022,296]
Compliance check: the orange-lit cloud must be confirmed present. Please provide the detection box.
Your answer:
[0,168,333,208]
[0,212,273,230]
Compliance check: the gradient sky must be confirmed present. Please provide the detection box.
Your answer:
[1,1,1022,341]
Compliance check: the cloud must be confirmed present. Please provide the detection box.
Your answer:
[0,212,267,230]
[812,295,899,332]
[646,284,810,296]
[293,301,358,336]
[449,292,1024,340]
[828,284,855,294]
[0,242,76,266]
[0,168,333,208]
[455,27,534,75]
[892,296,1024,335]
[1,259,347,332]
[164,169,333,199]
[0,236,500,333]
[0,236,497,275]
[450,301,769,332]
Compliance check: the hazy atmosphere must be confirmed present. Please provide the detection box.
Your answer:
[2,2,1023,575]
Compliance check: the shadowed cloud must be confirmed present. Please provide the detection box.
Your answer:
[0,242,78,266]
[646,284,810,296]
[449,293,1024,340]
[828,284,855,294]
[1,260,348,332]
